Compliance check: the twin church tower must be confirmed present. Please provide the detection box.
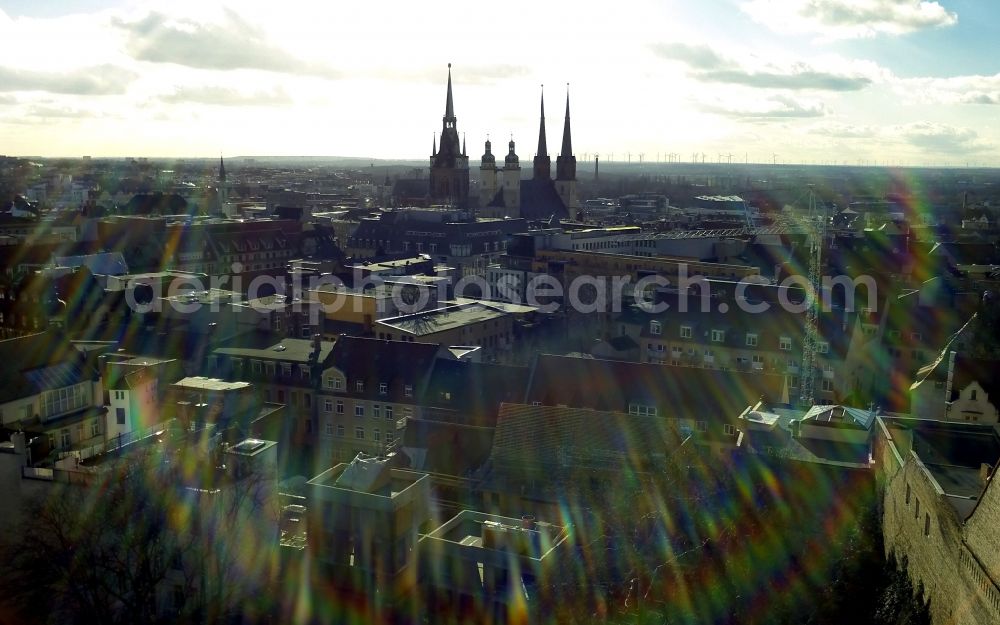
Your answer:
[429,64,578,220]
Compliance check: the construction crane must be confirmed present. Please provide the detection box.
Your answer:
[798,188,825,407]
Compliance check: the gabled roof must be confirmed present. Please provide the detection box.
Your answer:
[519,178,569,221]
[328,336,440,401]
[950,355,1000,402]
[419,359,529,426]
[400,417,494,476]
[524,354,786,419]
[489,403,685,480]
[0,331,95,405]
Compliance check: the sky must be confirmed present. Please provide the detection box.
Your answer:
[0,0,998,166]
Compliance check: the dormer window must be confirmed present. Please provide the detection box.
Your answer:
[779,337,792,351]
[746,333,758,347]
[680,325,692,339]
[355,380,364,392]
[650,321,662,336]
[711,330,725,343]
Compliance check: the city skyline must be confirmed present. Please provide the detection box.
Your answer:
[1,0,999,166]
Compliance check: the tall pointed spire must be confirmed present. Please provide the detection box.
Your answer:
[556,84,576,182]
[537,85,548,158]
[218,155,226,182]
[444,62,455,123]
[432,133,436,156]
[533,84,551,179]
[560,85,572,158]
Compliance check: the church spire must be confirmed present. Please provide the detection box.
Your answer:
[444,62,455,125]
[556,84,576,181]
[560,85,572,158]
[537,86,548,158]
[533,85,551,179]
[218,155,226,182]
[432,133,436,156]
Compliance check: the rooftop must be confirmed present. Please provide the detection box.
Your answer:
[215,335,334,363]
[172,376,250,392]
[378,303,508,336]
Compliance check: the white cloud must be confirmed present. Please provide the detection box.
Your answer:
[893,73,1000,105]
[0,64,136,95]
[651,42,883,91]
[705,94,831,120]
[895,122,990,154]
[112,9,341,78]
[159,85,292,106]
[741,0,957,39]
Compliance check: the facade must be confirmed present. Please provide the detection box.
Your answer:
[0,331,105,456]
[305,456,431,619]
[316,336,440,464]
[875,417,1000,625]
[211,334,334,463]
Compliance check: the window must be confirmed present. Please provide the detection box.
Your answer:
[971,389,978,401]
[385,405,394,420]
[906,483,911,505]
[90,420,100,438]
[373,404,381,419]
[356,380,364,392]
[404,384,413,397]
[680,325,692,339]
[711,329,725,343]
[817,341,829,354]
[628,403,657,417]
[650,321,662,335]
[337,424,345,437]
[746,333,758,347]
[336,400,344,414]
[379,382,388,395]
[281,363,292,377]
[915,497,920,518]
[779,336,792,351]
[252,360,263,374]
[325,421,333,436]
[821,379,834,392]
[374,429,381,442]
[924,513,931,537]
[300,367,311,381]
[324,399,333,413]
[724,424,737,436]
[116,407,126,425]
[60,428,71,448]
[355,427,365,440]
[355,404,365,418]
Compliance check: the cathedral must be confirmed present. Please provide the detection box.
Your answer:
[428,65,578,221]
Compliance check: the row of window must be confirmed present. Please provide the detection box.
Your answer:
[321,399,411,420]
[323,376,413,397]
[649,321,829,353]
[322,422,395,444]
